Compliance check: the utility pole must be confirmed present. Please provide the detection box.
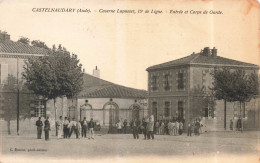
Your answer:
[16,57,20,136]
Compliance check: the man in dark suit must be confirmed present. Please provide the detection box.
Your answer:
[131,119,139,139]
[36,117,43,139]
[142,118,148,139]
[123,120,128,134]
[44,117,51,141]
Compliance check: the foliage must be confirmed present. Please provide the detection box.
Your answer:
[31,40,49,49]
[18,37,30,45]
[22,45,84,101]
[0,75,34,120]
[211,68,259,103]
[0,30,9,42]
[190,86,215,120]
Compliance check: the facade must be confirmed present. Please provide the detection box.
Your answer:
[0,34,67,134]
[146,47,259,131]
[67,72,148,129]
[0,34,148,134]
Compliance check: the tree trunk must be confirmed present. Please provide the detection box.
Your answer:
[224,99,226,130]
[240,101,243,132]
[54,98,57,136]
[7,120,11,135]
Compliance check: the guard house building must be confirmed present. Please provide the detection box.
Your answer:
[146,47,259,131]
[68,71,148,129]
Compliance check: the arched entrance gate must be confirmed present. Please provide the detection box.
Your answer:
[103,101,119,133]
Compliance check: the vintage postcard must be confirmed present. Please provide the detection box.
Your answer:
[0,0,259,162]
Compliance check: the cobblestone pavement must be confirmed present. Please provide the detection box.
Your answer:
[1,131,259,159]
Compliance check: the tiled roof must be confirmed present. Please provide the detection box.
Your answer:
[147,52,259,71]
[78,73,147,99]
[0,40,49,55]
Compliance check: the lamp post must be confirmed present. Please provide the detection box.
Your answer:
[15,83,22,136]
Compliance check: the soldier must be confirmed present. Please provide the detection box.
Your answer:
[36,117,43,139]
[81,117,88,138]
[44,117,51,141]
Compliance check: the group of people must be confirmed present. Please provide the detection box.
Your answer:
[36,117,50,141]
[36,116,95,141]
[230,117,243,132]
[154,120,184,136]
[115,118,187,139]
[130,117,155,140]
[187,119,202,136]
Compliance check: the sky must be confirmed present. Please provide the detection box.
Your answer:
[0,0,259,90]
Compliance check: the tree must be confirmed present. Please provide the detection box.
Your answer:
[0,75,33,135]
[22,45,84,120]
[0,31,9,42]
[232,69,259,119]
[18,37,30,45]
[31,40,49,49]
[211,68,259,130]
[190,86,215,121]
[211,68,236,130]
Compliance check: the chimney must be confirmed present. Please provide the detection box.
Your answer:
[92,66,100,78]
[202,47,211,56]
[212,47,217,57]
[83,68,85,73]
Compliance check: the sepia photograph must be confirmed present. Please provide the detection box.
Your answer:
[0,0,259,162]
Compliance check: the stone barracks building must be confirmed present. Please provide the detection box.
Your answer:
[0,33,147,134]
[146,47,259,131]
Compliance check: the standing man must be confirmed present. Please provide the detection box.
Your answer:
[68,118,78,138]
[187,122,192,137]
[237,117,242,132]
[116,120,122,134]
[56,116,63,139]
[179,121,183,135]
[123,119,128,134]
[76,121,82,139]
[155,120,160,135]
[175,121,179,136]
[44,117,51,141]
[131,119,139,139]
[195,120,200,136]
[81,117,88,138]
[36,117,43,139]
[63,117,69,138]
[88,118,95,139]
[230,119,233,131]
[147,117,154,140]
[142,118,148,139]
